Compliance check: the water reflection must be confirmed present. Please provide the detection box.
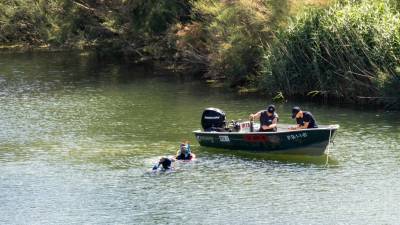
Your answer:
[198,146,339,166]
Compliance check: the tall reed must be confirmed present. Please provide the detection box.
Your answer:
[261,0,400,107]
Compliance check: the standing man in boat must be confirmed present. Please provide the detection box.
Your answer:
[249,105,279,132]
[289,106,318,129]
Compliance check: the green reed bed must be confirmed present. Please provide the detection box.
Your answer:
[262,0,400,108]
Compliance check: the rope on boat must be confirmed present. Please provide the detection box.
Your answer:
[325,127,333,166]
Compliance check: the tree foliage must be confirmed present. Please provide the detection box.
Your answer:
[0,0,399,108]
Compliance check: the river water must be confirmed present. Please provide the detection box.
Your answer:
[0,52,399,224]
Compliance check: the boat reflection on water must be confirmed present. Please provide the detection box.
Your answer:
[196,146,339,166]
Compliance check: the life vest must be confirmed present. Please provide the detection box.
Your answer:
[260,111,278,132]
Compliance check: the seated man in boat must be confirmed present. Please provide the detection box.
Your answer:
[289,106,318,129]
[249,104,279,132]
[175,142,193,160]
[153,157,174,170]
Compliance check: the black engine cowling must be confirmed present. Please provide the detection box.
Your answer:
[201,108,226,132]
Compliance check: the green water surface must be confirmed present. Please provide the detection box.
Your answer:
[0,52,399,224]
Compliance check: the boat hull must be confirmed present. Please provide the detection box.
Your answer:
[194,125,339,155]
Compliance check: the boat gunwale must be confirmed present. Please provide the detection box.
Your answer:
[193,124,339,135]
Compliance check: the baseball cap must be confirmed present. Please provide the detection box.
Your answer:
[267,105,275,113]
[291,106,301,119]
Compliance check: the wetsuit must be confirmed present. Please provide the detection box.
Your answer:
[176,144,192,160]
[176,153,192,160]
[160,158,172,170]
[296,111,318,128]
[259,111,278,132]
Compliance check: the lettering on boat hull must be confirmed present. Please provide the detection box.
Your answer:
[219,135,230,142]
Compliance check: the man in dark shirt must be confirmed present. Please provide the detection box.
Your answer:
[249,104,279,132]
[289,106,318,129]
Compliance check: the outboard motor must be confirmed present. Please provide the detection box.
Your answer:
[201,108,226,132]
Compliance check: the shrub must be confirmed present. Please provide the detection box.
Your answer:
[0,0,51,44]
[182,0,282,86]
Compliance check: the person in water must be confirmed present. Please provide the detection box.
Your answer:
[153,157,173,170]
[175,142,193,160]
[289,106,318,130]
[249,104,279,132]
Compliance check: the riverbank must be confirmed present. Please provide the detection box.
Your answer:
[1,0,399,109]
